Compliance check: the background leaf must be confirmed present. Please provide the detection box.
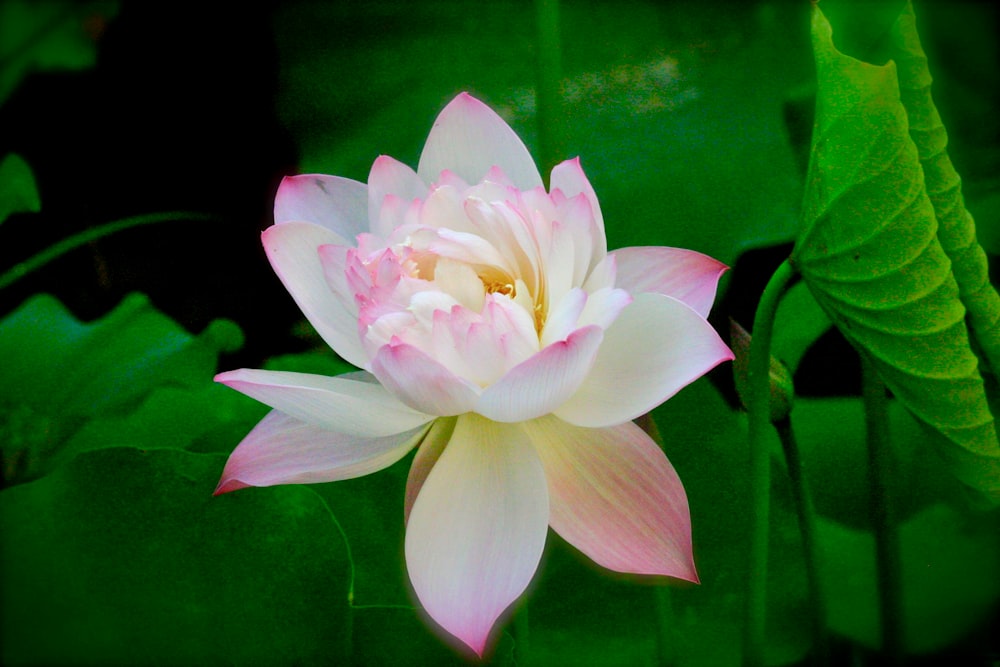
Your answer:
[0,293,243,482]
[888,0,1000,380]
[0,153,40,223]
[0,446,352,666]
[792,6,999,500]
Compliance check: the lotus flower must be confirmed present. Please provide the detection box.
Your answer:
[215,92,733,656]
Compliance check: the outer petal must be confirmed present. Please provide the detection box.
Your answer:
[555,293,734,427]
[405,414,549,656]
[371,342,481,416]
[215,410,431,494]
[263,221,369,368]
[526,416,697,580]
[215,368,433,437]
[404,417,457,523]
[274,174,368,241]
[611,246,728,318]
[477,325,603,423]
[417,92,542,191]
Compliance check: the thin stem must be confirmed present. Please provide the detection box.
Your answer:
[775,417,829,666]
[861,356,903,665]
[0,211,214,290]
[534,0,564,181]
[744,258,797,667]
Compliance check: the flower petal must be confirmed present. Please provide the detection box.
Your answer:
[215,410,431,494]
[274,174,368,241]
[405,414,549,656]
[526,416,697,580]
[368,155,428,238]
[370,342,481,416]
[263,221,369,368]
[417,92,542,191]
[215,368,433,437]
[477,325,604,423]
[404,417,456,523]
[611,246,728,318]
[555,293,734,427]
[549,157,606,261]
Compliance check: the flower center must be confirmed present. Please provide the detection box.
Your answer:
[483,279,515,297]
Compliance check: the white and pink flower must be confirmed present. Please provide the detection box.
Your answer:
[215,92,733,656]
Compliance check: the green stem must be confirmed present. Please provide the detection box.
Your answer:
[534,0,564,181]
[861,356,903,665]
[0,211,214,290]
[775,417,829,666]
[744,259,797,667]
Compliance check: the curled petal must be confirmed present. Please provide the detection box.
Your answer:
[215,368,432,437]
[477,325,604,423]
[215,410,432,494]
[371,342,481,416]
[555,293,734,427]
[274,174,368,241]
[417,92,542,191]
[405,414,549,656]
[612,246,728,318]
[526,416,697,580]
[263,222,369,368]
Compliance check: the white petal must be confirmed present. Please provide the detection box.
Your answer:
[274,174,368,240]
[262,222,369,368]
[417,93,542,190]
[215,368,433,437]
[367,155,428,238]
[555,293,734,427]
[477,325,603,422]
[404,417,457,523]
[370,342,481,416]
[215,410,431,494]
[549,157,606,260]
[405,414,549,656]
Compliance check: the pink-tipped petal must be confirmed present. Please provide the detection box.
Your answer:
[215,410,432,494]
[215,368,432,437]
[274,174,368,241]
[263,222,369,368]
[417,93,542,191]
[526,416,697,580]
[555,293,734,427]
[368,155,429,238]
[371,342,481,416]
[477,325,603,423]
[403,417,456,523]
[405,414,549,656]
[611,246,728,318]
[549,157,606,258]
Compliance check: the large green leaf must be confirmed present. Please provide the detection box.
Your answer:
[0,447,352,665]
[791,7,999,500]
[888,0,1000,379]
[0,293,243,483]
